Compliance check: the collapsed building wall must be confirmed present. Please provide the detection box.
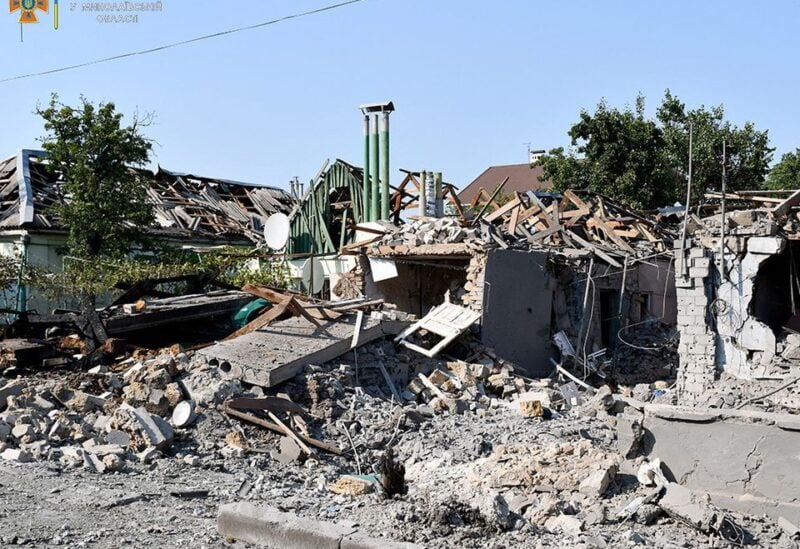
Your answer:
[674,209,800,406]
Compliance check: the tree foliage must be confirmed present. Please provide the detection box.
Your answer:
[765,149,800,190]
[537,91,774,209]
[36,94,154,259]
[657,91,773,199]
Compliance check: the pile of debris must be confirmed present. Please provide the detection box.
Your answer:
[0,347,242,470]
[369,216,482,254]
[476,190,673,261]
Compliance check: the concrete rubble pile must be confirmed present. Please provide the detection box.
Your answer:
[5,191,800,547]
[0,347,243,472]
[372,216,483,251]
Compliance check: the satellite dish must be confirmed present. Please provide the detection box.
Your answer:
[300,257,325,294]
[263,213,290,251]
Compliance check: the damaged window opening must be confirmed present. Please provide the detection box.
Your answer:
[328,186,352,250]
[752,240,800,334]
[599,290,620,351]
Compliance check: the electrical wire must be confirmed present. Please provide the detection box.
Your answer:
[0,0,367,84]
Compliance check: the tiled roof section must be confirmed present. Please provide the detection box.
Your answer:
[0,151,296,243]
[458,163,552,205]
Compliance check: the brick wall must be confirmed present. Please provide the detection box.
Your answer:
[674,240,716,405]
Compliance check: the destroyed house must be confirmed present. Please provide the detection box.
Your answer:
[343,189,678,379]
[0,149,295,311]
[287,159,366,255]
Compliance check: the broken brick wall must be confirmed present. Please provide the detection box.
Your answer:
[674,219,800,405]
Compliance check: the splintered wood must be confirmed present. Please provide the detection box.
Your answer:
[477,190,670,264]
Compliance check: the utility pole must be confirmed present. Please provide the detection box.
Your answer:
[678,122,693,277]
[720,140,727,268]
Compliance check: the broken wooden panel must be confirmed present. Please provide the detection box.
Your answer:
[103,291,254,335]
[394,301,480,358]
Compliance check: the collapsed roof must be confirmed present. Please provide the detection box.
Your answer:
[0,150,295,244]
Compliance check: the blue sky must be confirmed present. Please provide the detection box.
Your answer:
[1,1,798,190]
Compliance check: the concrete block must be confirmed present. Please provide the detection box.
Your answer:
[674,276,694,289]
[778,516,800,537]
[748,236,786,255]
[0,381,26,410]
[1,448,32,462]
[739,319,775,353]
[128,406,173,450]
[83,452,106,473]
[659,482,720,533]
[341,535,422,549]
[543,514,584,534]
[689,266,709,279]
[617,414,642,458]
[579,464,618,496]
[674,238,693,249]
[688,247,705,258]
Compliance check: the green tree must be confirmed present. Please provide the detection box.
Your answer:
[657,90,773,199]
[537,95,674,209]
[36,94,154,260]
[36,95,154,342]
[537,91,773,209]
[764,149,800,190]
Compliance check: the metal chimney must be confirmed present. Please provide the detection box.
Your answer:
[359,102,395,221]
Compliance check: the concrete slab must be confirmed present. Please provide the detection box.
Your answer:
[643,403,800,525]
[200,316,406,387]
[217,501,423,548]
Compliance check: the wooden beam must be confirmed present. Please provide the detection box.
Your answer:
[222,406,342,455]
[224,295,292,340]
[566,230,624,268]
[773,190,800,218]
[484,196,521,223]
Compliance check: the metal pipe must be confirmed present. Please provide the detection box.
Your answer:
[379,111,390,220]
[369,114,379,221]
[418,170,427,218]
[720,139,727,268]
[434,172,443,217]
[362,115,370,222]
[16,232,30,314]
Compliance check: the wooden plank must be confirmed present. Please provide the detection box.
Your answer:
[471,177,510,225]
[224,295,292,340]
[563,189,591,214]
[222,406,342,455]
[566,230,624,268]
[417,372,449,400]
[508,203,521,235]
[590,214,636,254]
[528,225,561,242]
[266,410,314,455]
[242,285,340,321]
[773,190,800,218]
[484,196,521,223]
[226,396,306,415]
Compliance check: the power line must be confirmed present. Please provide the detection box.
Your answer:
[0,0,366,84]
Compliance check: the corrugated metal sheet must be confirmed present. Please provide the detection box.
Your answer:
[0,151,296,244]
[288,159,365,255]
